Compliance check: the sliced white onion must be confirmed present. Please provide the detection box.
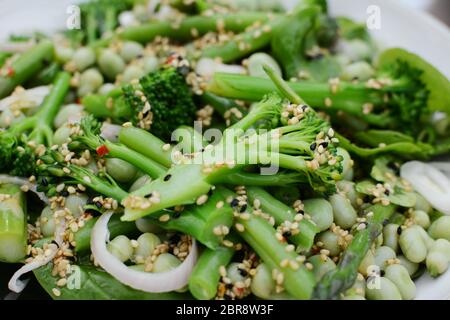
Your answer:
[195,58,246,79]
[0,85,50,112]
[0,175,48,204]
[91,212,198,293]
[8,218,65,293]
[429,162,450,178]
[400,161,450,215]
[100,122,122,143]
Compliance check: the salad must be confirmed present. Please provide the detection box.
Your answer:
[1,0,450,300]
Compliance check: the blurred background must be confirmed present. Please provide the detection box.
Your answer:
[402,0,450,25]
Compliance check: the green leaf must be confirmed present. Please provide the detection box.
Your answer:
[356,180,416,207]
[378,48,450,114]
[33,263,192,300]
[370,157,398,183]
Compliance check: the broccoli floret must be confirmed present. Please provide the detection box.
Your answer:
[83,66,198,140]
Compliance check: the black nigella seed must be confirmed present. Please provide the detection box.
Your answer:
[320,141,329,148]
[164,174,172,181]
[61,191,69,197]
[397,227,403,235]
[283,231,292,238]
[239,204,247,213]
[230,198,239,207]
[310,143,317,151]
[380,270,386,277]
[169,234,181,244]
[225,283,234,289]
[384,189,390,196]
[238,268,248,277]
[208,189,214,196]
[41,177,48,187]
[144,193,153,198]
[297,210,305,215]
[51,240,60,247]
[173,211,181,219]
[382,219,389,226]
[363,195,371,202]
[301,105,308,111]
[95,201,103,209]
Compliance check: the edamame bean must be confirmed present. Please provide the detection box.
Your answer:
[129,175,152,192]
[106,158,138,183]
[384,264,416,300]
[143,56,159,74]
[98,83,116,95]
[55,46,74,63]
[329,194,357,229]
[98,49,126,80]
[399,227,428,263]
[308,255,336,281]
[53,124,72,145]
[226,262,247,284]
[303,198,333,232]
[428,216,450,241]
[337,39,372,62]
[135,218,164,234]
[414,193,432,213]
[383,224,400,252]
[366,277,402,300]
[153,253,181,273]
[72,47,96,71]
[77,68,104,97]
[65,194,89,218]
[251,263,275,299]
[86,160,99,174]
[134,233,161,260]
[411,225,434,250]
[336,147,354,180]
[39,206,55,238]
[119,41,144,63]
[121,65,145,84]
[107,235,133,262]
[247,53,282,79]
[397,255,419,277]
[346,273,366,297]
[358,249,375,276]
[54,104,84,128]
[374,246,396,270]
[336,180,359,207]
[409,210,430,229]
[317,231,342,256]
[341,61,374,82]
[426,239,450,277]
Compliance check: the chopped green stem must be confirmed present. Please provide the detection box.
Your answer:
[263,65,304,105]
[0,40,54,98]
[237,213,316,299]
[313,204,396,299]
[118,12,273,44]
[189,245,235,300]
[216,171,308,186]
[173,126,206,154]
[246,186,319,251]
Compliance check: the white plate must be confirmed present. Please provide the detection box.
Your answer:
[1,0,450,300]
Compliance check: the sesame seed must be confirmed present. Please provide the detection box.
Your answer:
[20,185,29,192]
[280,259,289,268]
[130,240,139,248]
[52,288,61,297]
[235,223,245,232]
[162,144,171,151]
[122,122,132,128]
[196,194,208,205]
[216,201,224,209]
[213,226,222,236]
[159,214,170,222]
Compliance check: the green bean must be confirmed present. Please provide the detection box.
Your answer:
[317,231,342,257]
[399,227,428,263]
[340,61,374,82]
[374,246,396,270]
[366,277,402,300]
[308,255,337,281]
[134,233,161,260]
[336,147,354,180]
[329,194,357,229]
[397,255,419,277]
[72,47,96,71]
[384,264,416,300]
[98,83,117,95]
[303,198,334,232]
[106,158,138,183]
[39,206,56,238]
[0,184,27,263]
[119,41,144,63]
[121,65,145,84]
[383,223,400,252]
[107,235,134,262]
[428,216,450,241]
[65,194,89,218]
[414,193,432,213]
[189,245,235,300]
[409,210,430,229]
[153,253,181,272]
[336,180,359,207]
[77,68,104,97]
[143,56,159,74]
[98,49,126,80]
[129,174,152,192]
[53,104,84,128]
[247,53,282,79]
[0,40,54,99]
[250,263,275,299]
[426,239,450,277]
[358,249,375,276]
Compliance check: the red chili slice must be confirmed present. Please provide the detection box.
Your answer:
[96,145,110,157]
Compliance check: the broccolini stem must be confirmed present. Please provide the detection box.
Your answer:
[118,12,273,44]
[246,186,319,252]
[86,7,99,45]
[313,204,396,299]
[200,92,247,125]
[0,40,54,99]
[216,171,309,186]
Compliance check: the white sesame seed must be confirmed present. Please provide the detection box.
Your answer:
[196,194,208,205]
[52,288,61,297]
[159,214,170,222]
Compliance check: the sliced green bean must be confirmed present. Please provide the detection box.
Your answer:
[303,198,334,232]
[397,255,419,277]
[366,277,402,300]
[409,210,430,229]
[399,227,428,263]
[383,223,400,253]
[107,235,133,262]
[428,216,450,241]
[374,246,396,271]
